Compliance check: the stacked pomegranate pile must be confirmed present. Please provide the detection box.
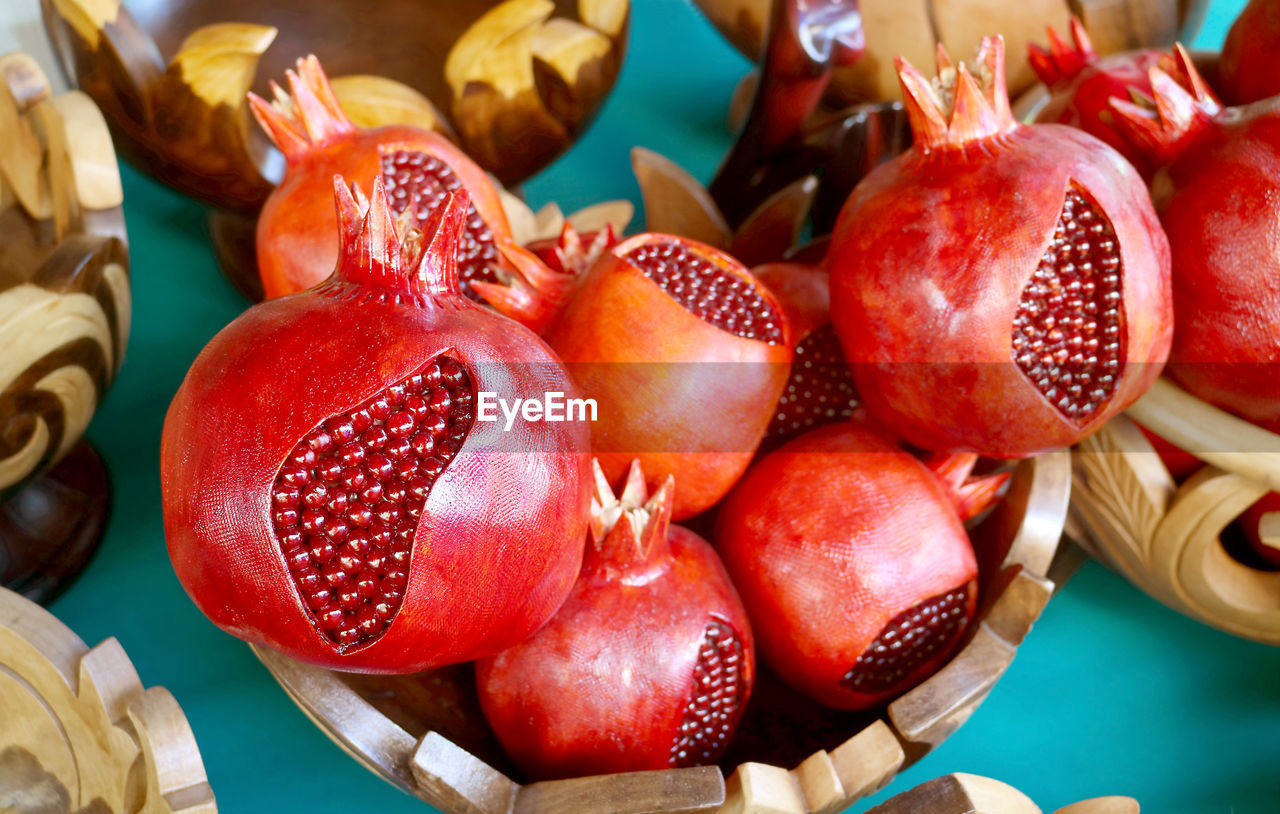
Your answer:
[159,1,1280,780]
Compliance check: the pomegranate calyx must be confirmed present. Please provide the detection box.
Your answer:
[248,55,355,163]
[923,453,1011,522]
[588,459,674,572]
[1028,17,1097,87]
[1108,44,1222,166]
[897,35,1016,152]
[331,176,469,302]
[472,238,575,334]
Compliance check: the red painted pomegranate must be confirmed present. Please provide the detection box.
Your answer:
[161,181,591,672]
[1135,423,1203,482]
[1109,47,1280,433]
[753,262,860,452]
[715,423,978,710]
[476,460,755,778]
[250,55,512,300]
[828,35,1172,457]
[1239,493,1280,568]
[482,232,793,520]
[1220,0,1280,105]
[1028,18,1163,176]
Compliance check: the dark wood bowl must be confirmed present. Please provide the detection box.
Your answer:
[41,0,629,214]
[0,52,130,603]
[253,451,1072,814]
[693,0,1209,106]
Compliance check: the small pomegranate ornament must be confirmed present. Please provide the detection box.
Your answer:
[1028,18,1163,176]
[1109,47,1280,432]
[476,460,755,778]
[250,56,512,300]
[828,36,1172,457]
[161,181,591,672]
[481,232,793,520]
[1220,0,1280,105]
[753,262,860,452]
[716,423,978,710]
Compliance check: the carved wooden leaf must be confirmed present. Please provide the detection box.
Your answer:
[579,0,630,37]
[329,75,451,136]
[729,176,818,267]
[631,146,731,247]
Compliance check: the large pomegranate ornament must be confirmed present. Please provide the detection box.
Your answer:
[250,56,512,300]
[715,423,977,710]
[161,181,591,672]
[482,233,793,520]
[1220,0,1280,105]
[827,36,1172,457]
[476,460,755,778]
[1109,47,1280,432]
[1028,18,1163,176]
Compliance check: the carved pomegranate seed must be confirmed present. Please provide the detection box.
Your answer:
[1012,187,1125,423]
[622,240,784,344]
[161,181,590,672]
[841,586,972,694]
[716,424,978,709]
[476,461,755,778]
[828,35,1171,456]
[271,358,475,650]
[250,56,513,300]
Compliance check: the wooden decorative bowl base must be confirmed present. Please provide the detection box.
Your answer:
[866,773,1137,814]
[1070,378,1280,645]
[253,451,1071,814]
[0,51,129,605]
[0,441,108,605]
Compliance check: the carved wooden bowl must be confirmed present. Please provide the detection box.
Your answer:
[1070,378,1280,646]
[41,0,628,214]
[0,584,216,812]
[693,0,1207,106]
[0,52,130,601]
[251,451,1071,814]
[864,772,1137,814]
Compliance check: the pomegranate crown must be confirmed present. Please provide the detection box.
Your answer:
[588,459,674,568]
[471,221,615,335]
[897,35,1016,152]
[1108,44,1223,166]
[249,55,355,162]
[331,175,468,301]
[1028,17,1097,87]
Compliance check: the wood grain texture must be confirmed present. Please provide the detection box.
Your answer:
[253,453,1068,814]
[1071,379,1280,645]
[0,585,216,812]
[42,0,628,207]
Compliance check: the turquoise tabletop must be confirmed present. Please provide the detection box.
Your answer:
[46,0,1280,812]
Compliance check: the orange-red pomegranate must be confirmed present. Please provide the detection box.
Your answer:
[1109,47,1280,433]
[828,36,1172,457]
[161,182,590,672]
[482,233,793,520]
[1028,18,1163,176]
[476,461,754,778]
[250,56,512,300]
[1220,0,1280,105]
[715,423,977,710]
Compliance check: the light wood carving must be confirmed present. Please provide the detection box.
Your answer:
[0,52,129,495]
[253,451,1071,814]
[0,585,216,813]
[860,773,1139,814]
[1070,377,1280,645]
